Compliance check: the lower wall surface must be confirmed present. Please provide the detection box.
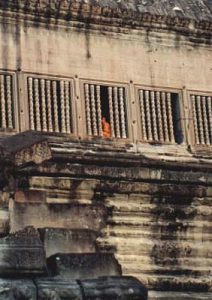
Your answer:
[1,140,212,298]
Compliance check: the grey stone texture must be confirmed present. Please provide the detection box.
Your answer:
[0,279,36,300]
[47,253,122,279]
[0,278,148,300]
[0,227,47,276]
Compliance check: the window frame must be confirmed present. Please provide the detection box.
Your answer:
[22,72,76,136]
[0,69,19,134]
[187,89,212,150]
[134,84,185,145]
[80,78,133,142]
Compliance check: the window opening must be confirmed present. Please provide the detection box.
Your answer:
[84,83,128,139]
[0,74,15,130]
[191,94,212,145]
[27,77,73,134]
[138,89,182,144]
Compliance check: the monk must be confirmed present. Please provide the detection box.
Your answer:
[102,117,111,138]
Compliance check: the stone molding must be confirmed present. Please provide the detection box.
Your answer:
[0,0,211,36]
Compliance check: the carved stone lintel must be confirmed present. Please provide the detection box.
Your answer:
[0,131,52,166]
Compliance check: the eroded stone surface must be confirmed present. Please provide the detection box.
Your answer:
[39,228,98,257]
[47,253,122,279]
[36,279,82,300]
[0,227,46,276]
[81,276,148,300]
[0,279,36,300]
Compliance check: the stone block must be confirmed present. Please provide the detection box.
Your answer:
[0,279,36,300]
[39,228,97,257]
[10,202,107,232]
[15,190,46,203]
[47,253,122,280]
[0,227,46,276]
[36,279,82,300]
[81,276,148,300]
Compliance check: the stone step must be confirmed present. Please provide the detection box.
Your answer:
[149,291,212,300]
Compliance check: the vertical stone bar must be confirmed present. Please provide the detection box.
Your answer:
[60,81,66,133]
[0,75,6,128]
[90,84,98,136]
[41,79,47,132]
[139,90,147,141]
[119,88,127,138]
[6,76,13,128]
[156,91,164,142]
[85,84,92,136]
[34,78,41,131]
[28,77,35,130]
[113,87,121,138]
[196,95,204,144]
[65,81,71,133]
[167,92,175,143]
[202,96,210,145]
[52,81,59,132]
[161,92,169,142]
[145,90,152,141]
[46,80,53,132]
[108,86,115,138]
[207,96,212,144]
[96,85,103,136]
[191,95,199,145]
[150,91,158,141]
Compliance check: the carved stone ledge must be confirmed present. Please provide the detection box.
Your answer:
[0,131,52,166]
[0,0,211,36]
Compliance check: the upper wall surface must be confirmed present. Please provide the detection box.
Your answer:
[0,14,211,91]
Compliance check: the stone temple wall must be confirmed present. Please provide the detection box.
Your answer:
[0,1,211,299]
[0,136,211,299]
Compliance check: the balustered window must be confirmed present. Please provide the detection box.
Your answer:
[27,77,73,134]
[0,73,15,130]
[138,89,182,144]
[191,94,212,145]
[84,83,128,139]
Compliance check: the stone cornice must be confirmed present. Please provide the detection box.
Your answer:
[0,0,211,36]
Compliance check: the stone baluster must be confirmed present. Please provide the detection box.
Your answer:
[150,91,158,141]
[207,96,212,144]
[145,90,152,141]
[6,76,13,129]
[0,75,6,128]
[85,84,92,135]
[196,95,204,144]
[90,84,98,136]
[65,81,71,133]
[113,87,121,138]
[52,81,59,132]
[28,77,35,130]
[46,80,53,132]
[96,85,103,136]
[41,79,47,132]
[139,90,147,141]
[156,91,164,142]
[34,78,41,131]
[119,87,127,138]
[161,92,169,142]
[202,96,210,145]
[191,95,199,144]
[167,92,175,143]
[60,81,66,133]
[108,86,115,138]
